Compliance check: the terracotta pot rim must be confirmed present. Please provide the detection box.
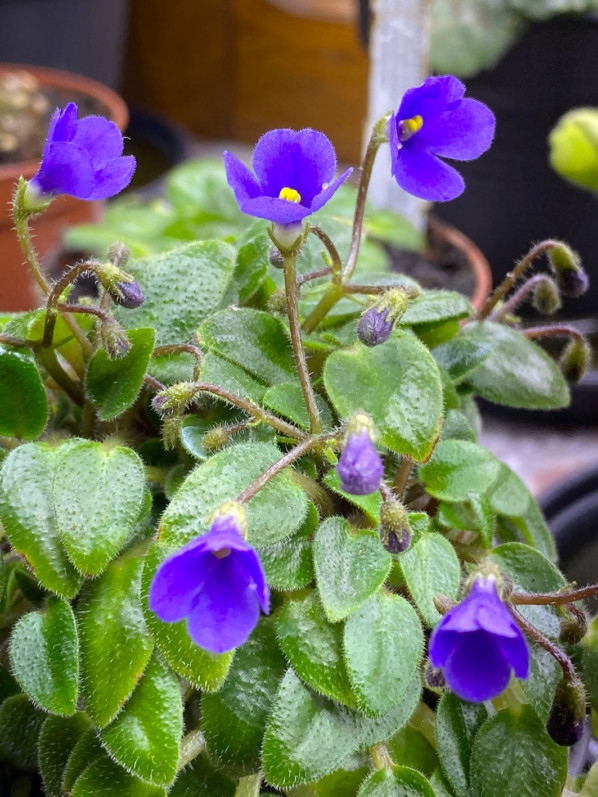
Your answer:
[0,62,129,183]
[428,214,493,312]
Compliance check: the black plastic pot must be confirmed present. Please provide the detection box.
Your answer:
[434,15,598,318]
[0,0,129,90]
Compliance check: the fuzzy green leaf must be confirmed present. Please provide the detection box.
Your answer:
[39,713,90,797]
[314,517,391,623]
[323,470,382,524]
[0,694,45,769]
[53,440,145,576]
[401,290,473,327]
[9,597,78,715]
[357,766,435,796]
[258,502,317,591]
[263,382,334,431]
[160,441,308,548]
[436,694,488,797]
[432,335,492,382]
[277,590,358,708]
[344,591,424,716]
[72,753,167,797]
[398,533,461,627]
[0,444,81,597]
[0,347,48,439]
[469,707,567,797]
[169,757,236,797]
[418,440,501,502]
[199,351,267,403]
[324,332,443,462]
[85,328,155,421]
[78,551,154,727]
[116,240,236,345]
[100,653,183,787]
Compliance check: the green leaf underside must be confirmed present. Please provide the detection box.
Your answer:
[344,591,424,716]
[141,542,234,691]
[9,597,79,715]
[85,328,155,421]
[116,240,236,345]
[357,766,435,796]
[53,440,145,576]
[399,533,461,627]
[324,332,443,462]
[461,322,569,409]
[160,441,308,548]
[78,552,154,727]
[0,444,81,597]
[0,346,48,439]
[314,517,391,623]
[469,707,567,797]
[262,669,421,789]
[100,653,183,787]
[277,590,359,708]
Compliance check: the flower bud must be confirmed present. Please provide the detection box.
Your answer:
[96,262,144,309]
[269,246,284,269]
[107,242,132,270]
[203,426,231,453]
[548,242,589,298]
[380,498,412,553]
[559,337,591,383]
[559,606,588,646]
[100,318,130,359]
[162,416,182,451]
[337,413,384,496]
[546,673,586,746]
[424,660,446,692]
[271,221,304,254]
[151,382,197,417]
[532,276,561,315]
[357,289,409,347]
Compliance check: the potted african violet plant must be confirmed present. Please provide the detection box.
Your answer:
[0,73,597,797]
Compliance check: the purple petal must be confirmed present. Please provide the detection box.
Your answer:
[203,514,253,553]
[309,167,353,214]
[439,581,519,638]
[73,115,124,167]
[337,429,383,495]
[429,625,460,668]
[31,141,95,198]
[392,141,465,202]
[417,98,495,161]
[292,129,338,203]
[149,539,209,623]
[186,556,260,653]
[50,103,78,143]
[252,129,301,198]
[224,151,263,204]
[499,632,530,679]
[443,630,512,702]
[397,76,466,124]
[235,548,270,612]
[240,195,312,224]
[87,155,136,200]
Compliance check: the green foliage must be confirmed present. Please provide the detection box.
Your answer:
[357,766,435,796]
[0,347,48,439]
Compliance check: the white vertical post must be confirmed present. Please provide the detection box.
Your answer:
[366,0,431,230]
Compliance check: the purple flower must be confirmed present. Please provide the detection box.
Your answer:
[30,102,135,200]
[149,511,269,654]
[389,75,495,202]
[429,576,529,703]
[223,128,352,224]
[337,428,383,496]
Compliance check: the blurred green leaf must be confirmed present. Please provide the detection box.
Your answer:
[0,694,45,769]
[72,752,167,796]
[0,347,48,439]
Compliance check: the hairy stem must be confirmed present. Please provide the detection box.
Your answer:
[509,604,576,678]
[283,253,322,434]
[478,240,558,320]
[523,325,586,346]
[0,333,38,350]
[393,455,413,498]
[143,374,167,393]
[489,274,547,321]
[37,347,84,406]
[308,225,343,280]
[237,437,317,504]
[13,182,50,296]
[153,343,205,380]
[296,266,333,287]
[301,281,345,334]
[511,584,598,606]
[235,774,262,797]
[43,262,99,353]
[176,729,206,772]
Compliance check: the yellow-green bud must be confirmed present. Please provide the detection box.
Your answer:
[559,337,591,383]
[357,289,409,347]
[548,242,589,298]
[100,318,130,359]
[151,382,197,416]
[379,498,412,553]
[203,426,231,453]
[162,416,182,451]
[532,276,561,315]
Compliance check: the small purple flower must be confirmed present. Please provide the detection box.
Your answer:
[149,510,269,654]
[337,427,383,496]
[223,128,352,225]
[389,75,495,202]
[30,102,135,200]
[429,576,529,703]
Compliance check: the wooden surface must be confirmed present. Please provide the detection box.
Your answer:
[122,0,369,163]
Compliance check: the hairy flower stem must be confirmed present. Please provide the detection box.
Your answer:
[37,346,84,406]
[296,266,333,287]
[478,240,558,320]
[489,274,548,321]
[343,283,419,297]
[509,604,576,678]
[283,253,323,434]
[393,455,413,498]
[176,729,206,772]
[235,774,262,796]
[0,333,38,350]
[43,262,100,353]
[144,374,167,393]
[237,437,318,504]
[512,584,598,606]
[344,121,385,282]
[308,225,343,281]
[153,343,204,379]
[13,180,51,296]
[523,325,586,346]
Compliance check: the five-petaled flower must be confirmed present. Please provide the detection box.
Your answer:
[149,505,269,654]
[337,414,384,495]
[223,128,352,226]
[29,102,135,201]
[429,575,529,703]
[389,75,495,202]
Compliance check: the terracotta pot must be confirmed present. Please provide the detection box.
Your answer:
[264,0,357,23]
[0,64,129,312]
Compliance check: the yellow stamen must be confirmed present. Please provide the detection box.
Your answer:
[400,115,423,142]
[212,547,231,559]
[279,186,302,203]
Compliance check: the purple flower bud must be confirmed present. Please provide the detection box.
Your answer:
[548,242,589,298]
[380,498,412,553]
[111,279,145,309]
[149,506,269,653]
[357,304,395,347]
[429,576,529,703]
[546,675,586,747]
[558,267,589,298]
[337,428,383,496]
[100,319,130,359]
[30,103,135,200]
